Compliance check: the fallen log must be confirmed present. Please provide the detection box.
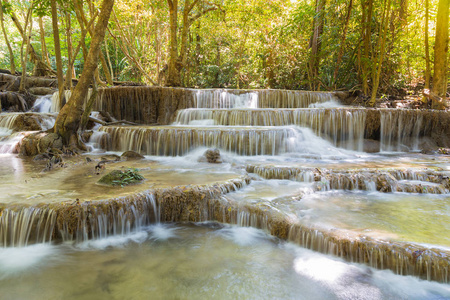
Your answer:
[423,89,449,109]
[88,116,139,126]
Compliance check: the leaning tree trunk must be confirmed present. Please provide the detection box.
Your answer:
[0,4,16,74]
[431,0,449,109]
[308,0,326,91]
[54,0,115,147]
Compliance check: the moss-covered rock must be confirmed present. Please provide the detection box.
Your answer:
[97,169,144,186]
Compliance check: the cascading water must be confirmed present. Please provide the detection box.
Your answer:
[0,86,449,297]
[380,109,423,151]
[176,108,367,151]
[31,94,53,113]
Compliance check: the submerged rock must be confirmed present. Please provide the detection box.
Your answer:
[101,154,121,161]
[121,150,145,160]
[198,148,222,163]
[97,169,144,186]
[363,139,381,153]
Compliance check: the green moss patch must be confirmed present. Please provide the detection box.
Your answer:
[98,168,144,187]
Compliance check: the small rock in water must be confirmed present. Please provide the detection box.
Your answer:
[101,154,121,161]
[438,148,450,155]
[121,150,145,160]
[198,148,222,163]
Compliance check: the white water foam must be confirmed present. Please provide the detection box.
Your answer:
[148,224,179,241]
[0,132,25,154]
[75,231,148,250]
[216,225,274,246]
[308,99,343,108]
[0,244,63,279]
[31,95,53,113]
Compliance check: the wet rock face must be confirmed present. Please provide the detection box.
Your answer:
[198,148,222,163]
[19,132,63,156]
[93,86,195,125]
[0,92,29,112]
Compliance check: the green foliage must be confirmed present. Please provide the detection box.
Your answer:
[0,0,445,94]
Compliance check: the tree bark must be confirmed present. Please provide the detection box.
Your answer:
[166,0,180,86]
[65,10,73,89]
[432,0,449,108]
[50,0,65,104]
[19,7,32,93]
[369,0,392,106]
[360,0,373,96]
[423,0,431,103]
[0,3,15,74]
[333,0,353,87]
[54,0,115,147]
[308,0,326,90]
[38,16,50,66]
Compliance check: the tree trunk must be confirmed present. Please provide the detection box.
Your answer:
[86,0,113,86]
[369,0,392,106]
[432,0,450,108]
[54,0,115,147]
[423,0,431,103]
[65,11,73,89]
[333,0,353,87]
[19,8,32,93]
[50,0,65,104]
[38,16,50,66]
[166,0,180,86]
[308,0,326,90]
[105,38,114,80]
[0,3,15,74]
[360,0,373,96]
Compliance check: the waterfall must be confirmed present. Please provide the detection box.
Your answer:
[0,207,57,247]
[31,95,53,113]
[380,109,424,152]
[175,108,366,151]
[245,165,450,194]
[192,89,338,109]
[0,113,20,130]
[99,125,351,156]
[51,90,72,113]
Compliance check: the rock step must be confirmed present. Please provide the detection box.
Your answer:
[246,165,450,194]
[99,125,322,156]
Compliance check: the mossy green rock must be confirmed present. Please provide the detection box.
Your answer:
[97,169,144,186]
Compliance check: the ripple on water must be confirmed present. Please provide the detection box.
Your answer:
[0,224,448,299]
